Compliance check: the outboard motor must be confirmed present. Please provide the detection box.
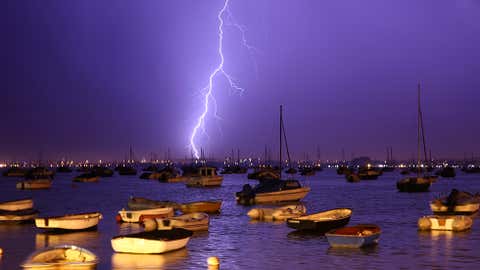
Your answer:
[236,184,255,205]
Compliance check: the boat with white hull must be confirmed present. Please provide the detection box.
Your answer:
[118,207,174,223]
[0,198,33,211]
[111,228,192,254]
[35,212,102,231]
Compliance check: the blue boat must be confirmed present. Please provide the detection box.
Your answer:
[325,224,381,248]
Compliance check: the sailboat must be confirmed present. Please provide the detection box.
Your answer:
[396,84,434,192]
[236,105,310,205]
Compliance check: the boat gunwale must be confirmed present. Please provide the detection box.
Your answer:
[325,224,381,237]
[35,211,102,220]
[289,208,352,222]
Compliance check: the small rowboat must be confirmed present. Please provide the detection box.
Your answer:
[16,179,52,190]
[179,201,222,214]
[21,245,98,269]
[127,197,179,211]
[0,198,33,211]
[247,204,306,221]
[418,215,473,231]
[287,208,352,232]
[0,209,39,223]
[111,228,193,254]
[325,224,381,248]
[73,173,99,183]
[118,207,174,223]
[143,212,209,232]
[35,212,102,231]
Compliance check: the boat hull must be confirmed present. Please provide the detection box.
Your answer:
[111,229,192,254]
[287,208,352,233]
[237,187,310,205]
[179,201,222,214]
[16,179,52,190]
[0,208,39,223]
[144,213,210,232]
[248,204,307,221]
[21,245,98,269]
[185,176,223,187]
[35,212,102,231]
[430,202,479,216]
[118,208,174,223]
[396,178,431,192]
[0,198,33,211]
[325,224,381,248]
[418,215,473,231]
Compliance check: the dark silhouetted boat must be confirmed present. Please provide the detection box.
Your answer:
[286,208,352,233]
[56,166,72,173]
[430,189,480,215]
[73,172,99,183]
[2,167,26,177]
[438,166,456,178]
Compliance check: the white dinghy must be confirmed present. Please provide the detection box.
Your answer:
[247,204,307,221]
[111,228,193,254]
[0,198,34,211]
[35,212,102,231]
[117,207,174,223]
[143,212,209,232]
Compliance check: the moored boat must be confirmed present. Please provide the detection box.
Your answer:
[185,167,223,187]
[16,179,52,190]
[418,215,473,231]
[247,204,306,221]
[236,179,310,205]
[143,212,209,232]
[179,200,222,214]
[325,224,381,248]
[35,212,102,231]
[0,198,33,211]
[286,208,352,232]
[118,207,174,223]
[0,208,39,223]
[2,167,27,177]
[21,245,98,269]
[111,228,193,254]
[430,189,480,215]
[73,173,99,182]
[128,197,179,211]
[396,177,431,192]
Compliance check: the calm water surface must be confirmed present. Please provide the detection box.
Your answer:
[0,169,479,269]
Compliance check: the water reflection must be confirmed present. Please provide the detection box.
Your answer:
[111,248,188,269]
[418,230,471,241]
[326,245,379,256]
[35,231,100,249]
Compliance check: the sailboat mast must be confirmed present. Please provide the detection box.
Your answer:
[417,84,421,177]
[279,105,283,179]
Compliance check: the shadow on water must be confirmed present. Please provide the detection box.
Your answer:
[287,230,327,240]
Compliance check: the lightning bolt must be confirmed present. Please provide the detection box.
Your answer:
[189,0,255,159]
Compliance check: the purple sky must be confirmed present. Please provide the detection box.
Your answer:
[3,0,480,161]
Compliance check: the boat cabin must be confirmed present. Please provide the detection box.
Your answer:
[198,167,217,177]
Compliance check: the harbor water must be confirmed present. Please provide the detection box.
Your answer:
[0,170,479,269]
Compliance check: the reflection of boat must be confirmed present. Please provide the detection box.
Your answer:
[111,228,193,254]
[128,197,179,211]
[430,189,480,215]
[35,212,102,231]
[287,208,352,232]
[185,167,223,187]
[247,204,306,221]
[236,179,310,205]
[418,215,473,231]
[345,173,360,183]
[16,179,52,190]
[21,245,98,269]
[73,173,99,183]
[179,201,222,214]
[396,84,433,193]
[0,198,33,211]
[111,247,188,269]
[325,224,381,248]
[35,231,100,250]
[144,212,209,232]
[118,207,174,223]
[0,209,39,223]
